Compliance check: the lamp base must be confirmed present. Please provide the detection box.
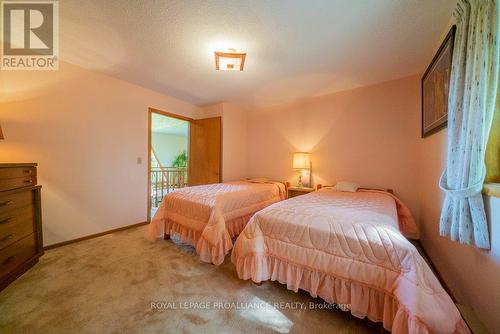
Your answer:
[298,170,310,188]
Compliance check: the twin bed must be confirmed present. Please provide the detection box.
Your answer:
[146,180,286,265]
[146,180,469,334]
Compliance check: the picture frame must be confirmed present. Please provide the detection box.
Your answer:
[421,25,456,138]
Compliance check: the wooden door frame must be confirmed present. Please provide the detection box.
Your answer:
[147,107,193,222]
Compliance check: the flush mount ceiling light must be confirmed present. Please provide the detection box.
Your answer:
[214,48,246,71]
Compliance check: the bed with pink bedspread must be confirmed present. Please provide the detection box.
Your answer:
[146,180,286,265]
[231,188,469,334]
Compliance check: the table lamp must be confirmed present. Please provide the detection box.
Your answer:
[293,152,311,188]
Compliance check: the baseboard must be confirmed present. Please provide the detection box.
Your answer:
[44,221,148,250]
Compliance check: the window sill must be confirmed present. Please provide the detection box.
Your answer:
[483,183,500,198]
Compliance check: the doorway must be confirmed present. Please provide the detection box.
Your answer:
[147,108,222,222]
[148,108,190,220]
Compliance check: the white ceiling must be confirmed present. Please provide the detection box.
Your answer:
[60,0,455,109]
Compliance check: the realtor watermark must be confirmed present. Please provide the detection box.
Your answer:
[150,300,351,311]
[1,0,59,70]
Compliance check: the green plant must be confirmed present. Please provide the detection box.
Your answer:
[172,150,187,168]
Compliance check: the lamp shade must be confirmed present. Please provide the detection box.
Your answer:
[293,152,310,169]
[0,125,4,140]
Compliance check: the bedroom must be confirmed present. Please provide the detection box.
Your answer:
[0,0,499,333]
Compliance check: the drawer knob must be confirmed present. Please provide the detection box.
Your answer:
[0,218,11,224]
[23,169,33,175]
[2,255,16,266]
[1,234,13,241]
[24,179,32,183]
[0,200,12,207]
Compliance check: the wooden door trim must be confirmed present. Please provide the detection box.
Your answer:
[147,107,192,223]
[149,107,193,122]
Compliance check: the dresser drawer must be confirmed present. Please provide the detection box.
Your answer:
[0,191,33,215]
[0,233,36,279]
[287,188,314,198]
[0,176,36,192]
[0,205,34,250]
[0,167,36,180]
[0,164,41,292]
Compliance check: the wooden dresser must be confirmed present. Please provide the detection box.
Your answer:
[0,163,43,292]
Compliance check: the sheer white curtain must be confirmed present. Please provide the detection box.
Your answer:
[439,0,499,249]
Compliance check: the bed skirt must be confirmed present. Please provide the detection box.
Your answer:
[157,212,255,265]
[231,253,470,334]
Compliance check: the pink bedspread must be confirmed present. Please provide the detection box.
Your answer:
[146,181,286,265]
[231,189,469,334]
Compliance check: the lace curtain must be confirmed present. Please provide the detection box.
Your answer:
[439,0,499,249]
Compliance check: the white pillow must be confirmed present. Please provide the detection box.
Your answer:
[333,181,359,192]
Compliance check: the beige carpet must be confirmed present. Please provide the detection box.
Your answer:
[0,226,386,333]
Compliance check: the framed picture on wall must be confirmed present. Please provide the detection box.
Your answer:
[421,25,456,138]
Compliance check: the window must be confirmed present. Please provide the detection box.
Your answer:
[485,88,500,184]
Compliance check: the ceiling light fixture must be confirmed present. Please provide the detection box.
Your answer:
[214,48,246,71]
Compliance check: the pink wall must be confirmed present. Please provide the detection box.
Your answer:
[414,16,500,332]
[0,62,199,246]
[0,61,247,247]
[418,129,500,333]
[247,70,500,332]
[197,102,248,182]
[247,75,421,219]
[220,103,248,181]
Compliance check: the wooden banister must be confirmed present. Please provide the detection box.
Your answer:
[151,167,188,207]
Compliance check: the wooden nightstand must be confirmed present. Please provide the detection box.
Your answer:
[287,186,314,198]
